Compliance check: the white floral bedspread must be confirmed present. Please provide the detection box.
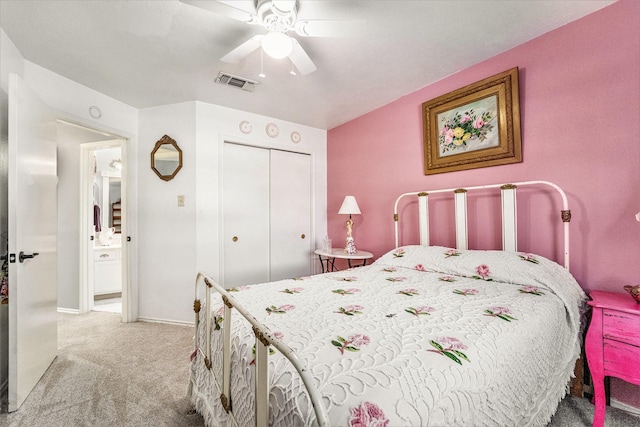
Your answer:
[190,245,587,427]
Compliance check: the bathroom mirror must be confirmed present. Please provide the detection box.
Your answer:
[151,135,182,181]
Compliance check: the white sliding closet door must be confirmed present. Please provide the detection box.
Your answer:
[223,143,312,287]
[223,143,270,286]
[270,150,311,281]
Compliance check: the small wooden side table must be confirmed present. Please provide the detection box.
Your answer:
[314,248,373,273]
[585,290,640,427]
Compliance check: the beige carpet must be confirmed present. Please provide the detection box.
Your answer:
[0,311,204,427]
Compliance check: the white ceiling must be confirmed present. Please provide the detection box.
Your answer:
[0,0,615,130]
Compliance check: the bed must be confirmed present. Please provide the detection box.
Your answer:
[188,181,587,426]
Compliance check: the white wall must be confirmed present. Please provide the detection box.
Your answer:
[2,28,328,324]
[194,102,328,284]
[136,101,327,323]
[137,102,197,323]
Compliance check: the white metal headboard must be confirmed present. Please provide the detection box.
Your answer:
[393,180,571,269]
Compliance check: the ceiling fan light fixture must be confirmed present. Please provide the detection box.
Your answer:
[262,31,293,59]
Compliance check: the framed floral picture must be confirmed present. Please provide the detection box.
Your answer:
[422,67,522,175]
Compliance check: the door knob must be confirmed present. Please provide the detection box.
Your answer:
[301,234,306,239]
[19,251,39,263]
[232,236,238,242]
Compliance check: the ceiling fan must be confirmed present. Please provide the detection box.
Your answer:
[181,0,362,75]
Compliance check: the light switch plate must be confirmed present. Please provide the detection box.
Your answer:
[178,195,185,207]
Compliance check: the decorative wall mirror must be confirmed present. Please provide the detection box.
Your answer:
[151,135,182,181]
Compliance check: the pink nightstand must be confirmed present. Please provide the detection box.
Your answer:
[585,290,640,427]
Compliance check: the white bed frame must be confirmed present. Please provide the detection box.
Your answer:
[191,180,571,427]
[394,180,571,269]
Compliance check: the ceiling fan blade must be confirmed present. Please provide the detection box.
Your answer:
[289,38,316,75]
[271,1,297,14]
[180,0,258,24]
[294,19,366,38]
[221,35,264,63]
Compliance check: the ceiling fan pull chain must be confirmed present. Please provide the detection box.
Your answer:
[259,49,266,79]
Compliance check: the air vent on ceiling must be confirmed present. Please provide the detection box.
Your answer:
[215,72,258,92]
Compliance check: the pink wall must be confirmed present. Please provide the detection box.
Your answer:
[327,0,640,408]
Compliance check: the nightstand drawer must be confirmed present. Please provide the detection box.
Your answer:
[603,339,640,382]
[603,309,640,346]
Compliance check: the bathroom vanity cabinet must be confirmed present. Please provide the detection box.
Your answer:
[94,245,121,295]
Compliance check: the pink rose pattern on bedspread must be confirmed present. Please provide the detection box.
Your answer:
[193,245,586,427]
[348,401,389,427]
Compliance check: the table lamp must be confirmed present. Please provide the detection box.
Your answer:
[338,196,361,254]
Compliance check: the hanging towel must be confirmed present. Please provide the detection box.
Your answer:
[94,204,102,232]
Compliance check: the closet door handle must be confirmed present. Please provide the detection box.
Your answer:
[301,234,306,239]
[232,236,238,242]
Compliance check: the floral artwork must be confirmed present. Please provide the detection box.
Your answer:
[422,68,522,175]
[519,285,545,296]
[332,288,361,296]
[280,287,304,294]
[405,306,435,317]
[453,288,478,296]
[484,306,517,322]
[336,305,364,316]
[386,277,407,282]
[472,265,493,281]
[266,304,295,315]
[439,275,456,282]
[332,334,371,355]
[348,401,389,427]
[397,288,419,296]
[519,253,540,264]
[428,336,470,365]
[438,100,496,156]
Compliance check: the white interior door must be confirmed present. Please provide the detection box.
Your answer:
[7,74,58,412]
[223,143,270,286]
[270,150,311,281]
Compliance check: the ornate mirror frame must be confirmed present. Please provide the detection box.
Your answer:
[150,134,183,181]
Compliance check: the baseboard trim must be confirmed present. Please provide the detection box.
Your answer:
[611,398,640,417]
[56,309,193,327]
[138,316,194,327]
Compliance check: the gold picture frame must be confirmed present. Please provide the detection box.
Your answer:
[422,67,522,175]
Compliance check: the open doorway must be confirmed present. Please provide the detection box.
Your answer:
[55,120,128,321]
[79,138,127,318]
[89,145,123,314]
